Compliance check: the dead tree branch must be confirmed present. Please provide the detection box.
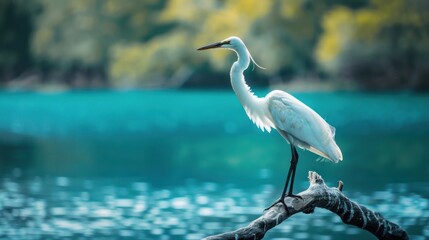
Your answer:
[204,171,408,240]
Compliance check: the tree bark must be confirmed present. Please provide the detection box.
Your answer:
[204,171,409,240]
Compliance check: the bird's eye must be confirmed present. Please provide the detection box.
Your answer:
[223,40,231,45]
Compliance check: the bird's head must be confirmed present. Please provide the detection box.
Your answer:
[197,36,243,51]
[197,36,265,70]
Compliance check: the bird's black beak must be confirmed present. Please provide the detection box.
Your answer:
[197,40,230,51]
[197,41,223,51]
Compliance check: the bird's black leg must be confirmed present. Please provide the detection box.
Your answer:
[286,146,302,199]
[264,145,301,213]
[264,163,293,212]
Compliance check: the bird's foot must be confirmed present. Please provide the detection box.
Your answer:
[286,194,303,200]
[264,194,303,215]
[264,198,289,214]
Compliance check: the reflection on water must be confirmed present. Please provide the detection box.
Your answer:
[0,170,428,240]
[1,90,429,239]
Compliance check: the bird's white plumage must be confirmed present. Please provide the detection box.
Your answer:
[230,62,275,133]
[266,90,342,162]
[198,36,343,163]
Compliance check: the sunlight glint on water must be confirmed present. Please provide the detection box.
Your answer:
[0,174,428,239]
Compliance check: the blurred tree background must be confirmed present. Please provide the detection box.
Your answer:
[0,0,428,90]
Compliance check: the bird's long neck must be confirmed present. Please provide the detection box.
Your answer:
[230,47,254,105]
[230,45,273,132]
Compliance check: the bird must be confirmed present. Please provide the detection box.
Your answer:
[197,36,343,211]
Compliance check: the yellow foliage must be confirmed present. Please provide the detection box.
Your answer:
[280,0,305,18]
[31,0,429,87]
[227,0,272,20]
[316,0,415,66]
[160,0,209,23]
[70,0,94,13]
[316,7,354,64]
[109,44,144,86]
[354,9,382,40]
[109,0,274,84]
[315,0,429,83]
[103,0,140,16]
[104,0,122,15]
[109,31,192,87]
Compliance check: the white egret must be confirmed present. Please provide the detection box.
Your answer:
[197,36,343,211]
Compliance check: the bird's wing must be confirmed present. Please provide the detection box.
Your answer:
[267,91,337,158]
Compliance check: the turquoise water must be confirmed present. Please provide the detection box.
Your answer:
[0,90,428,239]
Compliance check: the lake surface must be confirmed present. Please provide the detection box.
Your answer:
[0,90,428,239]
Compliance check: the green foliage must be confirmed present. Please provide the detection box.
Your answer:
[0,0,35,77]
[109,31,195,87]
[108,0,337,86]
[316,0,429,90]
[109,0,275,86]
[32,0,162,69]
[1,0,428,90]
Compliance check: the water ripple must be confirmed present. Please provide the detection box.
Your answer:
[0,175,427,239]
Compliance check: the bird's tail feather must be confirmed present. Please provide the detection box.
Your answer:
[308,142,342,163]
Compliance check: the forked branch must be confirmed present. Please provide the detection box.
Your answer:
[204,171,408,240]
